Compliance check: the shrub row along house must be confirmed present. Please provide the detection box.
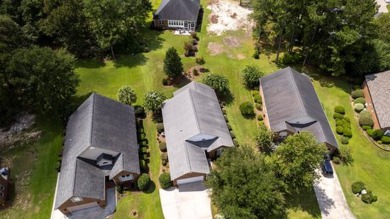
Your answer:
[153,0,200,31]
[363,71,390,136]
[260,67,339,153]
[162,82,234,185]
[55,93,140,215]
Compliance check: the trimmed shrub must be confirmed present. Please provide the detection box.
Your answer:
[224,115,228,122]
[255,103,262,111]
[159,173,172,189]
[195,57,205,65]
[359,111,374,127]
[137,174,151,191]
[382,136,390,144]
[134,105,146,118]
[333,113,344,120]
[361,190,378,204]
[257,115,263,121]
[161,153,168,166]
[336,120,343,126]
[336,126,344,135]
[159,142,167,152]
[343,117,351,123]
[334,106,345,115]
[351,181,365,194]
[343,129,352,138]
[239,102,255,118]
[230,131,235,139]
[351,89,364,99]
[366,129,374,137]
[227,123,232,131]
[362,125,371,131]
[157,123,164,133]
[233,139,239,146]
[222,108,227,115]
[258,121,265,127]
[242,66,264,89]
[354,103,364,113]
[341,136,350,145]
[253,93,262,104]
[372,129,384,141]
[333,156,341,164]
[354,97,366,105]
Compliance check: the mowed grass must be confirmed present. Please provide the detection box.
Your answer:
[0,119,63,219]
[313,76,390,218]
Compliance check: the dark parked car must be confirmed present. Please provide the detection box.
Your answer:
[322,155,333,175]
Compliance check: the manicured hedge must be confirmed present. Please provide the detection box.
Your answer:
[159,173,172,189]
[157,123,164,133]
[343,129,352,138]
[354,97,366,105]
[333,113,344,120]
[334,106,345,114]
[351,89,364,99]
[255,103,262,111]
[257,115,263,121]
[159,142,167,152]
[253,93,262,104]
[372,129,384,141]
[362,125,371,130]
[239,102,255,118]
[382,136,390,144]
[336,126,344,134]
[366,129,374,137]
[354,103,364,113]
[359,111,374,127]
[341,136,349,145]
[137,174,151,191]
[351,181,365,194]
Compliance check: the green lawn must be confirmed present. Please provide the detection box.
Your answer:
[0,119,63,219]
[313,77,390,219]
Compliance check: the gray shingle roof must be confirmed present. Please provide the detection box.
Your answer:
[260,67,338,148]
[162,82,233,180]
[154,0,200,21]
[55,93,139,209]
[365,71,390,129]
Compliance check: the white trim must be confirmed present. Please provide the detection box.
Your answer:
[119,174,134,182]
[168,20,185,28]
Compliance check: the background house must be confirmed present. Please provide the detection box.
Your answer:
[54,93,140,215]
[363,71,390,135]
[0,167,10,206]
[260,67,338,152]
[162,82,234,185]
[153,0,200,31]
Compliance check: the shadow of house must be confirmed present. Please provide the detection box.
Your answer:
[260,67,339,153]
[54,93,140,215]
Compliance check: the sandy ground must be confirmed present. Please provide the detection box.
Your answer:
[207,0,254,36]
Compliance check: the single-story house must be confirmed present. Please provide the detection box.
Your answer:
[0,167,10,206]
[260,67,338,152]
[54,93,140,215]
[363,71,390,135]
[162,82,234,185]
[153,0,200,31]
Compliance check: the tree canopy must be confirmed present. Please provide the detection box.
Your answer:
[206,145,286,219]
[202,74,230,96]
[163,47,183,78]
[117,86,137,106]
[144,91,167,113]
[242,65,263,90]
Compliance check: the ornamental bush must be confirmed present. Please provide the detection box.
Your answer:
[203,74,230,96]
[239,102,255,118]
[242,66,264,89]
[161,153,168,166]
[372,129,384,141]
[334,106,345,114]
[253,93,262,104]
[255,103,262,111]
[359,111,374,127]
[257,115,263,121]
[341,136,349,145]
[354,103,364,113]
[361,190,378,204]
[159,142,167,152]
[343,117,351,123]
[336,126,344,135]
[343,129,352,138]
[137,174,151,191]
[157,123,164,133]
[333,156,341,164]
[366,129,374,137]
[159,173,172,189]
[336,120,343,126]
[333,113,344,120]
[230,131,236,139]
[354,97,366,105]
[351,89,364,99]
[351,181,365,194]
[362,125,372,130]
[382,136,390,144]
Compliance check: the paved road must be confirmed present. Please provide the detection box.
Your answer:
[376,0,389,13]
[314,167,355,219]
[159,182,212,219]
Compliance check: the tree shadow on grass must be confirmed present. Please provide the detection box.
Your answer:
[113,54,148,68]
[76,59,106,69]
[286,186,322,218]
[220,91,235,106]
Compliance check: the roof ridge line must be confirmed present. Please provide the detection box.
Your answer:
[187,89,202,135]
[89,93,96,148]
[184,142,192,172]
[288,68,309,117]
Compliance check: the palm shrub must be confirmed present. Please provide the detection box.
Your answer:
[159,173,172,189]
[239,102,255,118]
[359,111,374,127]
[117,85,137,105]
[137,174,151,191]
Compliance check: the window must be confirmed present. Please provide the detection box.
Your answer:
[71,197,83,203]
[119,174,134,182]
[158,20,164,25]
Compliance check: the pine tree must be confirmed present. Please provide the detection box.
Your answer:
[163,47,183,78]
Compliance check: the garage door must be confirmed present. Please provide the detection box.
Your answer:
[68,201,98,213]
[177,176,204,185]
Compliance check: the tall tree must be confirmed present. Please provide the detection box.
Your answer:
[5,46,79,119]
[144,91,166,113]
[82,0,152,58]
[163,47,183,78]
[117,85,137,106]
[202,74,230,96]
[206,145,286,218]
[268,132,326,194]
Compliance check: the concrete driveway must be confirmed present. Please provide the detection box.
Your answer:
[376,0,389,13]
[159,182,212,219]
[314,166,355,219]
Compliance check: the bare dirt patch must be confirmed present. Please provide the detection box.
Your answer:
[208,42,224,56]
[207,0,254,36]
[223,36,241,47]
[237,54,246,60]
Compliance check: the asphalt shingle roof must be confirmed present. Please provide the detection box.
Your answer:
[365,71,390,129]
[260,67,338,148]
[162,82,233,180]
[55,93,139,209]
[154,0,200,21]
